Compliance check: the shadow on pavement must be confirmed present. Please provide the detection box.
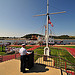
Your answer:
[26,63,49,73]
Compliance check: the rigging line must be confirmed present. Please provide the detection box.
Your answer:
[40,25,46,35]
[49,24,52,36]
[35,0,46,15]
[32,16,47,34]
[50,5,71,16]
[41,25,45,35]
[51,29,56,36]
[44,16,47,25]
[41,16,47,35]
[49,25,56,36]
[32,24,45,33]
[50,5,65,12]
[41,0,47,14]
[51,28,56,36]
[49,25,52,36]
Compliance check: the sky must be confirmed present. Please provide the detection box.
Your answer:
[0,0,75,37]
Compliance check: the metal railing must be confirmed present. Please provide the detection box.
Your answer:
[0,53,20,62]
[0,46,75,75]
[34,54,75,75]
[0,53,75,75]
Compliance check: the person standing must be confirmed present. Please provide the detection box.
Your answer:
[19,44,29,73]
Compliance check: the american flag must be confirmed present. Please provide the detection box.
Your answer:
[48,16,53,27]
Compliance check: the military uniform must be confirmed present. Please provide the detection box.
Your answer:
[19,44,27,73]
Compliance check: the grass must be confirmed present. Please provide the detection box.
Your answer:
[34,47,44,61]
[34,46,75,71]
[0,52,6,55]
[8,46,32,49]
[62,46,75,48]
[34,46,75,63]
[0,46,32,55]
[34,46,45,55]
[50,47,75,63]
[0,46,6,55]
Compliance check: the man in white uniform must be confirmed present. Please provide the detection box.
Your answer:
[19,44,29,73]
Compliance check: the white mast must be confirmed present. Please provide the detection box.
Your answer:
[33,0,66,56]
[43,0,50,56]
[46,0,49,47]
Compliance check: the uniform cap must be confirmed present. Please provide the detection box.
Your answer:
[22,44,25,46]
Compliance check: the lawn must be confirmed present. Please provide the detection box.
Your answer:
[0,46,32,55]
[34,46,44,61]
[8,46,32,49]
[34,46,75,63]
[34,46,75,71]
[50,47,75,63]
[0,52,6,55]
[62,46,75,48]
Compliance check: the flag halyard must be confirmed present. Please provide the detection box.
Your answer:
[48,16,53,27]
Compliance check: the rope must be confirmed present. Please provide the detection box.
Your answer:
[32,16,47,35]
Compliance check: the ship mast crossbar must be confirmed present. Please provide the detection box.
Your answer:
[33,0,66,56]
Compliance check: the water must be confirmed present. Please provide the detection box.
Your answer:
[0,39,75,45]
[55,39,75,43]
[0,40,26,45]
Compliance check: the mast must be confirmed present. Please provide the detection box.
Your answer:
[46,0,49,47]
[33,0,66,56]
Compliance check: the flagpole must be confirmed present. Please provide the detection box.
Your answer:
[44,0,50,56]
[46,0,49,47]
[33,0,66,56]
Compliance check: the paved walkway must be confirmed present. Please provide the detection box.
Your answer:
[0,59,67,75]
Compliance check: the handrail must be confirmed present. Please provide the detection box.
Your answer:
[34,53,75,66]
[0,52,75,74]
[34,53,75,75]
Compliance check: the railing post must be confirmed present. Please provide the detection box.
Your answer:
[56,58,57,68]
[74,66,75,75]
[65,62,66,70]
[61,69,63,75]
[0,55,2,62]
[53,60,55,66]
[2,55,3,62]
[15,53,16,59]
[43,55,47,61]
[2,45,3,52]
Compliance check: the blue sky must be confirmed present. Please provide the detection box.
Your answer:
[0,0,75,37]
